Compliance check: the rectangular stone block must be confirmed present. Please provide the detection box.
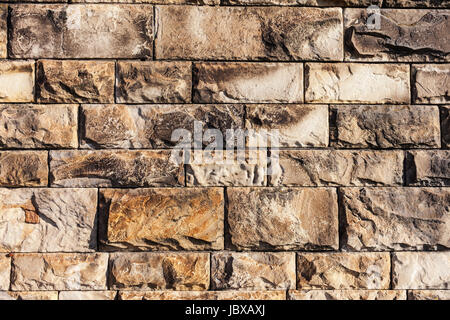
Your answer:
[0,255,10,290]
[186,150,267,186]
[227,188,338,250]
[442,106,450,148]
[297,253,391,289]
[212,252,296,290]
[408,290,450,300]
[80,104,244,149]
[119,290,286,300]
[11,253,108,291]
[0,61,34,102]
[223,0,382,5]
[271,150,404,186]
[406,151,449,186]
[0,5,6,58]
[72,0,220,3]
[305,63,410,104]
[116,61,192,104]
[288,290,406,300]
[341,187,450,251]
[50,150,184,187]
[0,291,58,300]
[345,9,449,62]
[9,4,153,58]
[193,63,303,103]
[392,252,450,289]
[37,60,115,103]
[331,105,441,148]
[385,0,450,7]
[0,188,97,252]
[99,188,223,251]
[0,104,78,149]
[109,252,210,291]
[155,6,343,61]
[0,151,48,187]
[245,105,328,148]
[413,64,450,104]
[59,291,116,300]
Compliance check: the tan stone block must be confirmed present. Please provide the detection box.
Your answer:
[0,151,48,187]
[406,151,450,186]
[288,290,406,300]
[0,61,34,102]
[0,291,58,300]
[119,290,286,300]
[59,291,116,300]
[0,254,10,290]
[413,64,450,103]
[408,290,450,300]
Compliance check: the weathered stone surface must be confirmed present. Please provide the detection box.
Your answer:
[0,188,97,252]
[223,0,382,5]
[212,252,296,290]
[11,253,108,291]
[193,63,303,103]
[331,105,441,148]
[59,291,116,300]
[50,150,184,187]
[117,61,192,104]
[156,6,343,60]
[245,105,328,147]
[0,5,6,58]
[73,0,220,3]
[442,106,450,148]
[0,61,34,102]
[37,60,114,103]
[271,150,403,186]
[341,187,450,251]
[406,151,450,186]
[0,104,78,149]
[297,253,390,289]
[81,104,244,148]
[306,63,410,103]
[392,252,450,289]
[100,188,224,251]
[408,290,450,300]
[119,290,286,300]
[109,252,210,290]
[0,255,10,290]
[345,9,450,61]
[227,188,338,250]
[385,1,450,8]
[288,290,406,300]
[413,64,450,103]
[186,151,267,186]
[0,151,48,187]
[0,291,58,300]
[9,4,153,58]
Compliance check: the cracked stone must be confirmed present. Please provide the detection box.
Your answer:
[0,61,34,102]
[413,64,450,103]
[99,188,224,251]
[0,151,48,187]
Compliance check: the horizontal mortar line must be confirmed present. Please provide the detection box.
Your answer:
[1,147,447,151]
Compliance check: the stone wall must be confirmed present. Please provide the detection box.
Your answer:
[0,0,449,300]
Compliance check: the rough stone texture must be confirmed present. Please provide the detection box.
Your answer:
[0,255,10,290]
[331,105,441,148]
[0,151,48,187]
[271,150,404,186]
[99,188,224,251]
[297,253,391,289]
[119,290,286,300]
[306,63,410,104]
[406,151,450,186]
[392,252,450,289]
[212,252,296,290]
[72,0,220,3]
[116,61,192,104]
[11,253,108,291]
[193,63,303,103]
[0,188,97,252]
[227,188,338,250]
[109,252,210,291]
[80,104,244,149]
[408,290,450,300]
[413,64,450,103]
[9,4,153,58]
[0,291,58,300]
[245,104,328,147]
[345,9,450,62]
[156,6,343,61]
[50,150,184,187]
[0,5,6,58]
[223,0,382,5]
[186,150,267,186]
[0,61,34,103]
[442,106,450,148]
[59,291,116,300]
[288,290,406,300]
[341,187,450,251]
[385,1,450,8]
[37,60,115,103]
